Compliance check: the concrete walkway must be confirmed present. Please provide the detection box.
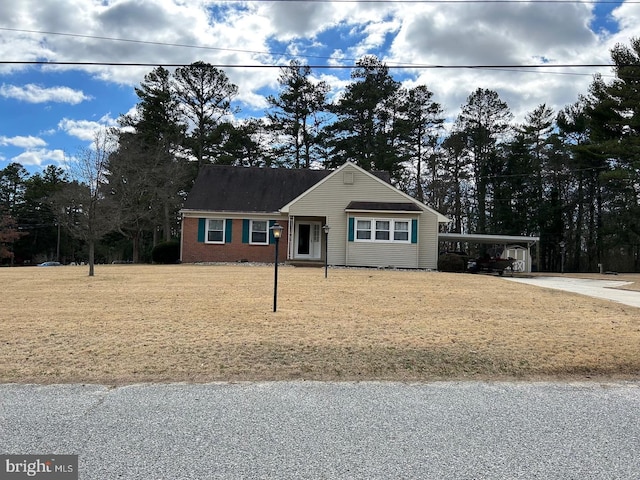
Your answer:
[503,276,640,308]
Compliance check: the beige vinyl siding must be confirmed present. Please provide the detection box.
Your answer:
[287,164,439,268]
[347,213,419,268]
[347,242,418,268]
[418,209,439,269]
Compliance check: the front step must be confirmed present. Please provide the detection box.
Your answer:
[286,260,325,268]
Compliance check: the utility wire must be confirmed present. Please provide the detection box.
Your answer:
[0,60,619,69]
[0,27,619,73]
[212,0,634,3]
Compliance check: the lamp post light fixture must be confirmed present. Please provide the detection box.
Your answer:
[322,224,330,278]
[270,223,284,312]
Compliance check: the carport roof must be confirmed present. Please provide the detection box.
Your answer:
[439,233,540,245]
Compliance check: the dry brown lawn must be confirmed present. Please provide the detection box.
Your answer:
[1,264,639,384]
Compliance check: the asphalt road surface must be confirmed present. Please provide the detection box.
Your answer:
[503,276,640,309]
[2,381,639,479]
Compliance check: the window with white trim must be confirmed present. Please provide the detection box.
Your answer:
[206,219,225,243]
[394,221,409,241]
[250,220,268,244]
[375,220,390,240]
[356,220,372,240]
[355,217,412,243]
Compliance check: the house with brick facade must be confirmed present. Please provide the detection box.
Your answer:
[180,162,449,269]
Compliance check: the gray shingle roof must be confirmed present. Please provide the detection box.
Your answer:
[184,165,392,213]
[184,165,332,212]
[345,201,422,212]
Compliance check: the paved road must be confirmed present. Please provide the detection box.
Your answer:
[503,276,640,308]
[2,381,639,479]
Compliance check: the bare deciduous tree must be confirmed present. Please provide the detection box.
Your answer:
[62,129,118,276]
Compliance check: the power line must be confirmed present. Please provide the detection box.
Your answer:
[0,60,618,69]
[0,27,619,72]
[213,0,634,3]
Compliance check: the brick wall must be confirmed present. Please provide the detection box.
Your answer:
[181,217,289,263]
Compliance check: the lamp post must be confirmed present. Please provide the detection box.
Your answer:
[322,224,330,278]
[270,223,283,312]
[559,241,566,274]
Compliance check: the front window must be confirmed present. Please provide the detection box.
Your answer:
[356,220,372,240]
[207,219,225,243]
[354,217,412,243]
[250,220,268,244]
[394,221,409,241]
[375,221,390,240]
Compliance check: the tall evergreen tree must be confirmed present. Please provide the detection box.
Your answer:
[0,162,28,213]
[397,85,444,203]
[441,130,473,233]
[214,119,270,167]
[557,99,605,271]
[173,62,239,167]
[582,38,640,271]
[266,60,329,168]
[0,163,29,264]
[112,66,189,260]
[457,88,513,233]
[324,56,405,180]
[17,165,68,263]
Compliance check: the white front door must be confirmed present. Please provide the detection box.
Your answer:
[295,222,322,259]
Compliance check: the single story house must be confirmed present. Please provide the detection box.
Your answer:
[180,162,450,269]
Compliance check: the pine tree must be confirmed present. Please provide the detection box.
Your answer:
[173,62,239,167]
[457,88,513,233]
[266,60,329,168]
[583,38,640,271]
[324,56,405,180]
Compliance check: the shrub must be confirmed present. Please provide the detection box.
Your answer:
[151,240,180,264]
[438,253,468,273]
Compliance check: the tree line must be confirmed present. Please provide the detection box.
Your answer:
[1,39,639,273]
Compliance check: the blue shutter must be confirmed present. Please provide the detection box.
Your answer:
[225,219,233,243]
[269,220,276,245]
[197,218,206,243]
[411,219,418,244]
[242,219,250,244]
[348,217,354,242]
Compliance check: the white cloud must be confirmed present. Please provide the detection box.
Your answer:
[11,148,65,167]
[58,115,118,142]
[1,0,640,153]
[0,84,91,104]
[0,135,47,148]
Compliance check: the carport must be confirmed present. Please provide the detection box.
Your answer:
[439,233,540,273]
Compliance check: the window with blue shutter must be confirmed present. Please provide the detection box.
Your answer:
[411,219,418,244]
[225,219,233,243]
[197,218,206,243]
[269,220,276,245]
[242,219,250,244]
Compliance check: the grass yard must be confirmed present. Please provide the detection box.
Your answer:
[1,264,639,384]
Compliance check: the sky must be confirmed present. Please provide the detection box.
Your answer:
[0,0,639,176]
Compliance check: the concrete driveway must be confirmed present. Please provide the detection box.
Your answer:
[503,276,640,308]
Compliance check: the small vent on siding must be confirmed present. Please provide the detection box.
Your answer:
[343,172,354,184]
